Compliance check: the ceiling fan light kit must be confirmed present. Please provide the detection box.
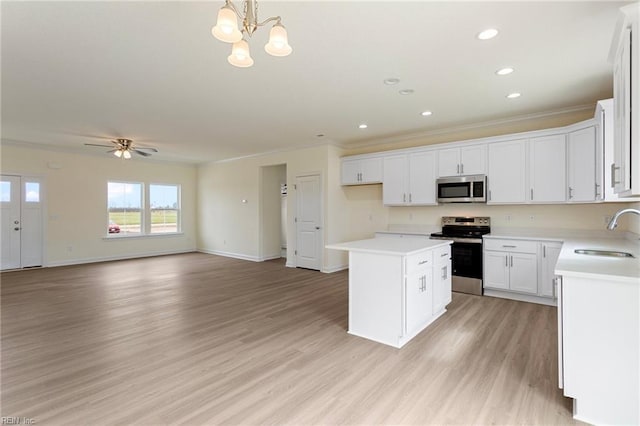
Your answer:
[85,138,158,159]
[212,0,292,67]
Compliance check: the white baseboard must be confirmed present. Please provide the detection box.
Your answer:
[47,248,196,267]
[323,264,348,273]
[197,248,261,262]
[285,261,295,268]
[483,289,557,306]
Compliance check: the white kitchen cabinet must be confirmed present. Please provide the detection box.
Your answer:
[438,145,486,177]
[483,239,538,295]
[610,4,640,197]
[406,270,432,337]
[539,242,562,298]
[326,238,451,348]
[487,140,527,204]
[432,244,452,314]
[341,157,383,185]
[383,151,437,206]
[529,134,566,203]
[567,126,597,203]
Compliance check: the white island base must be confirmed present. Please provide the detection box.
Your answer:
[327,238,453,348]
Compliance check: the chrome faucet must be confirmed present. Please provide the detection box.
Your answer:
[607,208,640,230]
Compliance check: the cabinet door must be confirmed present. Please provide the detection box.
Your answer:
[341,159,360,185]
[540,243,562,298]
[433,260,451,313]
[360,158,383,184]
[438,148,460,177]
[568,127,596,202]
[509,252,538,294]
[487,140,527,203]
[613,28,632,194]
[460,145,486,175]
[408,151,437,205]
[405,272,432,336]
[483,251,510,290]
[383,155,407,205]
[530,134,566,203]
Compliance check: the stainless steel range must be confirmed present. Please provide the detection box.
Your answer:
[430,216,491,296]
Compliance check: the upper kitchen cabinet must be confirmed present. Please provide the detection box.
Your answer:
[341,156,383,185]
[595,99,640,202]
[383,151,437,206]
[487,140,527,204]
[437,145,486,177]
[529,134,566,203]
[610,4,640,197]
[567,125,597,203]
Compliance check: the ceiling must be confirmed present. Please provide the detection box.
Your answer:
[1,1,631,163]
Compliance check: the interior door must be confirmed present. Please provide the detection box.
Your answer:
[295,174,322,270]
[1,175,22,270]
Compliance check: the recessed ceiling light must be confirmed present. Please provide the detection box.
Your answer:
[506,92,521,99]
[359,124,368,129]
[477,28,499,40]
[384,78,400,85]
[421,111,433,117]
[496,67,514,76]
[399,89,414,95]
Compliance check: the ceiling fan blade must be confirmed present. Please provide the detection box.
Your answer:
[133,150,151,157]
[84,143,115,148]
[134,147,158,152]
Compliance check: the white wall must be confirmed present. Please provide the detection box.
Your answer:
[1,143,197,266]
[197,145,334,268]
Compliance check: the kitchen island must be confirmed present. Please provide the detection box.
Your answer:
[326,238,453,348]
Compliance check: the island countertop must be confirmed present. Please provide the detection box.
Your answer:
[326,238,452,256]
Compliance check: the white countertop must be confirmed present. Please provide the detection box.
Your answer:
[486,230,639,283]
[326,238,452,256]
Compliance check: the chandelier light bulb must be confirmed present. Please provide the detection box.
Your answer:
[114,150,123,158]
[228,39,254,67]
[265,23,292,57]
[212,5,242,43]
[123,150,132,159]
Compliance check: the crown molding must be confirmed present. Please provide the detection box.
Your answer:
[337,103,596,150]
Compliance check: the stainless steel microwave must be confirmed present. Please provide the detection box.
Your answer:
[436,175,487,203]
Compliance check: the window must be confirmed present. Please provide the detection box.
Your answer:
[106,181,181,236]
[25,182,40,203]
[108,182,143,235]
[1,181,10,202]
[150,184,179,233]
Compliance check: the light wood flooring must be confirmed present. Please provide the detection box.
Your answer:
[1,253,578,425]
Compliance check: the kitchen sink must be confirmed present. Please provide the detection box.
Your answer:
[574,249,635,258]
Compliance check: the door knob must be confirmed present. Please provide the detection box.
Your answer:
[315,226,321,230]
[14,220,19,225]
[14,227,20,231]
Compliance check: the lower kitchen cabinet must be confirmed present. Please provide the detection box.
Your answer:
[483,237,561,305]
[433,244,452,314]
[483,239,538,294]
[405,270,432,337]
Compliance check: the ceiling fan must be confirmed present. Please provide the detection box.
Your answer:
[84,138,158,159]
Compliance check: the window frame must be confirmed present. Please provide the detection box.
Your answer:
[105,181,182,238]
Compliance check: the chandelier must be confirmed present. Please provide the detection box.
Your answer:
[211,0,292,67]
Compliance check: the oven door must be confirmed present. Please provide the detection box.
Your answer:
[451,241,483,279]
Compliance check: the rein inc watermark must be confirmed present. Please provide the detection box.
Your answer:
[1,418,35,425]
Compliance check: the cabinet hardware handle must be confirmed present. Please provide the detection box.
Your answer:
[611,164,620,186]
[543,245,546,258]
[418,260,429,265]
[502,245,516,248]
[460,164,464,174]
[409,193,412,203]
[403,193,406,203]
[442,266,447,280]
[510,256,513,267]
[552,277,557,299]
[530,188,534,200]
[488,190,492,201]
[440,253,448,257]
[595,183,600,198]
[568,187,573,199]
[505,255,508,267]
[359,172,363,181]
[457,164,460,174]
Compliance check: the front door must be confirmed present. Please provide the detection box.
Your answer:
[295,174,322,270]
[1,175,44,270]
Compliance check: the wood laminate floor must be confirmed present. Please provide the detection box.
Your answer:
[1,253,577,425]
